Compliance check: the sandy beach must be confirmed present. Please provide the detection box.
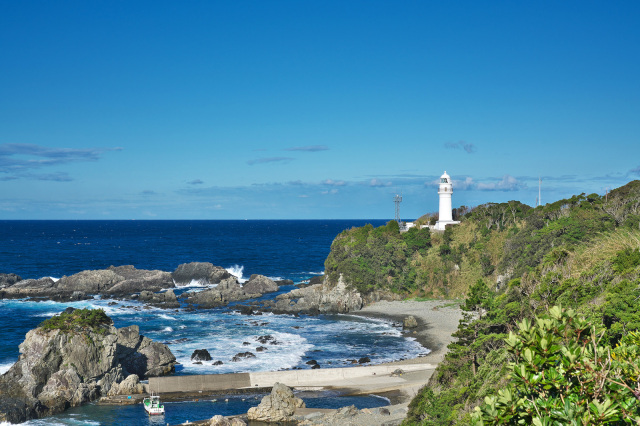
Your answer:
[308,299,463,425]
[171,299,463,426]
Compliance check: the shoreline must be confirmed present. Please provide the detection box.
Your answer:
[167,299,463,426]
[354,299,463,366]
[290,299,463,425]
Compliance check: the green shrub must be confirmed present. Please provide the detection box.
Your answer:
[473,306,640,425]
[39,308,112,334]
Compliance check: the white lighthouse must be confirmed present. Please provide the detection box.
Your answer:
[434,171,460,231]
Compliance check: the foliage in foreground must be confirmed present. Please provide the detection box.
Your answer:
[39,308,112,334]
[473,306,640,425]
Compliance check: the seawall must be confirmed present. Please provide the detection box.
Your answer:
[149,363,435,394]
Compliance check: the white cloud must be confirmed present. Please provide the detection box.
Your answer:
[476,175,526,191]
[369,178,392,187]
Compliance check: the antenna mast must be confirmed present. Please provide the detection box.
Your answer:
[394,193,403,224]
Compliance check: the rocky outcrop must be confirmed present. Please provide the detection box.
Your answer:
[403,315,418,329]
[107,374,144,396]
[242,275,278,294]
[106,265,173,295]
[0,273,22,288]
[270,275,364,314]
[0,310,176,424]
[137,289,179,308]
[56,269,124,293]
[171,262,232,285]
[0,277,57,299]
[180,277,261,308]
[191,349,212,362]
[0,266,174,300]
[247,382,305,422]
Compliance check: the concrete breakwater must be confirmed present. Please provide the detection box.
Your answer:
[149,363,436,394]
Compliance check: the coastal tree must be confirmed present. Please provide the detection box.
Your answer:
[473,306,640,425]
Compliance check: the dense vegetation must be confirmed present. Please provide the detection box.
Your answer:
[324,220,431,294]
[39,308,112,334]
[322,180,640,424]
[401,180,640,425]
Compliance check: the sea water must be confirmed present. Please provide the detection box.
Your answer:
[0,220,426,425]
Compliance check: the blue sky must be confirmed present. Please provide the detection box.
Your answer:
[1,1,639,219]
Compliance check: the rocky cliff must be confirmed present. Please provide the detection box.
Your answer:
[268,274,365,314]
[0,308,176,424]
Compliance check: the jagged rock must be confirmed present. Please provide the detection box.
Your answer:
[231,352,256,362]
[403,315,418,329]
[181,277,261,308]
[391,368,404,377]
[273,274,364,314]
[181,287,226,308]
[1,277,57,298]
[212,360,224,365]
[247,382,305,422]
[106,266,174,294]
[311,364,320,369]
[378,407,391,415]
[235,305,254,315]
[2,266,175,300]
[57,269,124,293]
[275,279,294,287]
[335,405,359,418]
[107,374,144,396]
[305,360,318,365]
[172,262,232,285]
[0,311,175,423]
[138,289,179,307]
[242,275,278,294]
[191,349,212,362]
[256,346,267,352]
[209,415,247,426]
[256,335,279,345]
[309,275,324,285]
[358,357,371,364]
[0,273,22,288]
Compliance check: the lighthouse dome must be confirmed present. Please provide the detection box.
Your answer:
[440,171,451,184]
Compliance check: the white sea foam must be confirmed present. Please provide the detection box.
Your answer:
[34,311,64,318]
[163,327,174,332]
[158,313,176,320]
[0,363,14,375]
[226,264,247,283]
[174,278,211,288]
[172,328,313,375]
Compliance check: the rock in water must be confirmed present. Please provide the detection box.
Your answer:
[0,308,176,424]
[247,382,305,422]
[191,349,213,362]
[171,262,232,285]
[403,315,418,329]
[242,274,279,294]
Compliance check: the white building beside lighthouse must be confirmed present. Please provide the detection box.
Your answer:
[434,171,460,231]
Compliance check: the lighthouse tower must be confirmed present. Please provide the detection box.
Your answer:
[435,171,460,231]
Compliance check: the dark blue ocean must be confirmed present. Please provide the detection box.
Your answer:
[0,220,426,425]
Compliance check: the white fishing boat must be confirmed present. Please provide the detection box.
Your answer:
[143,393,165,415]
